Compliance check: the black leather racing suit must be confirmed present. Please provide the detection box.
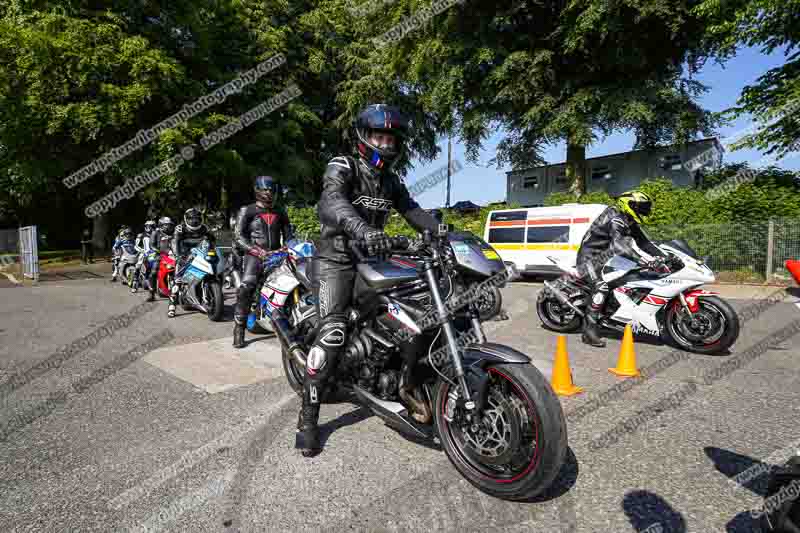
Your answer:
[148,228,173,299]
[233,203,294,322]
[170,223,216,306]
[575,206,666,314]
[303,155,440,412]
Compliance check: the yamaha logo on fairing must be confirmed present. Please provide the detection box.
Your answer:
[352,196,392,210]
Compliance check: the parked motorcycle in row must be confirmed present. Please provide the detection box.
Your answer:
[160,240,226,321]
[262,227,567,501]
[536,238,740,354]
[116,241,139,288]
[245,239,315,335]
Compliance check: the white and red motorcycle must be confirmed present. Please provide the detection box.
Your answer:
[536,239,740,354]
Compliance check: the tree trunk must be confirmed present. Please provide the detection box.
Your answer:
[566,137,587,198]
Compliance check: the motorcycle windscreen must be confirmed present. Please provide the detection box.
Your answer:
[449,234,505,278]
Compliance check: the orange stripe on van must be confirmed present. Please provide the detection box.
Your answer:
[571,217,590,223]
[489,221,526,227]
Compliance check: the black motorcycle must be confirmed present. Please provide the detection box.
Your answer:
[269,227,567,501]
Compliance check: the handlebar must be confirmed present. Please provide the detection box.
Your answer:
[349,236,410,261]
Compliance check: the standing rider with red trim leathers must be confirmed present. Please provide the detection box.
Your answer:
[232,175,294,348]
[295,104,441,458]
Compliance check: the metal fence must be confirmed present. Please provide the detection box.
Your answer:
[19,226,39,281]
[646,217,800,284]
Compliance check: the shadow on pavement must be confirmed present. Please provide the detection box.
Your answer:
[705,446,774,497]
[622,489,687,532]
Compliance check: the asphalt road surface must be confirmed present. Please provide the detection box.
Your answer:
[1,269,799,532]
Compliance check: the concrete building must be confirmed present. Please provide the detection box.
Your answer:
[505,137,724,206]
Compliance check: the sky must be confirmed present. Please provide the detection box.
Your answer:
[406,45,798,209]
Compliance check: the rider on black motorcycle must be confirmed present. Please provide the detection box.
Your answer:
[110,227,134,282]
[146,217,175,302]
[575,190,669,348]
[232,175,294,348]
[296,103,441,458]
[131,220,156,293]
[169,208,216,318]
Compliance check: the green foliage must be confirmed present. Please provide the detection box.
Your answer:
[287,205,321,240]
[693,0,800,158]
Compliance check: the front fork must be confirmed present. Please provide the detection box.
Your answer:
[420,255,477,416]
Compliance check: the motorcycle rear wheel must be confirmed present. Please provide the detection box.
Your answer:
[536,288,582,332]
[434,363,567,501]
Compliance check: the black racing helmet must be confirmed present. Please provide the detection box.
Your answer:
[254,175,278,206]
[158,216,175,235]
[143,220,156,235]
[183,208,203,231]
[353,104,409,171]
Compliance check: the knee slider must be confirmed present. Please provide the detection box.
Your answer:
[316,315,347,348]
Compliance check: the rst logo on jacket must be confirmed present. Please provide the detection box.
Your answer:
[352,196,392,210]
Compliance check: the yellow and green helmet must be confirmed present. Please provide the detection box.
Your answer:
[617,190,653,224]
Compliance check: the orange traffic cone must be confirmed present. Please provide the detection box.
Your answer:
[609,324,640,377]
[551,335,583,396]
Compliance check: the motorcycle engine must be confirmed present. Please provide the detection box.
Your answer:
[341,327,397,394]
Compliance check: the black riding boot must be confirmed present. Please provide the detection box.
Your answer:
[582,312,607,348]
[232,315,246,348]
[296,384,321,457]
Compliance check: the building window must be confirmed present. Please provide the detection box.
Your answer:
[522,176,539,189]
[555,169,568,186]
[591,165,613,181]
[488,227,525,243]
[527,226,569,243]
[660,154,683,170]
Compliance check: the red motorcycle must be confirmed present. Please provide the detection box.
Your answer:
[156,251,176,298]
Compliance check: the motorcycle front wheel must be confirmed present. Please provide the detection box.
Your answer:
[434,363,567,501]
[662,295,740,354]
[204,279,224,322]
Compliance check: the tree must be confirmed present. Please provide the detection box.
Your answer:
[0,0,355,248]
[335,0,718,196]
[694,0,800,158]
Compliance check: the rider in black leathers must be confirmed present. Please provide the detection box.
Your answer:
[232,175,294,348]
[146,217,175,302]
[575,190,668,347]
[295,103,441,458]
[169,208,216,318]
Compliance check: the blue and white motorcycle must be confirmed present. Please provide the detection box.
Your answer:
[246,239,316,334]
[173,240,227,322]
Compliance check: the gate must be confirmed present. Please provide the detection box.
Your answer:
[19,225,39,282]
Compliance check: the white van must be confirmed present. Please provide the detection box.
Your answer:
[483,204,609,278]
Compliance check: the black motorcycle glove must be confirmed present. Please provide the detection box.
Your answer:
[361,228,392,255]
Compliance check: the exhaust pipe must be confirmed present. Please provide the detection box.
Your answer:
[269,313,307,367]
[543,280,585,317]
